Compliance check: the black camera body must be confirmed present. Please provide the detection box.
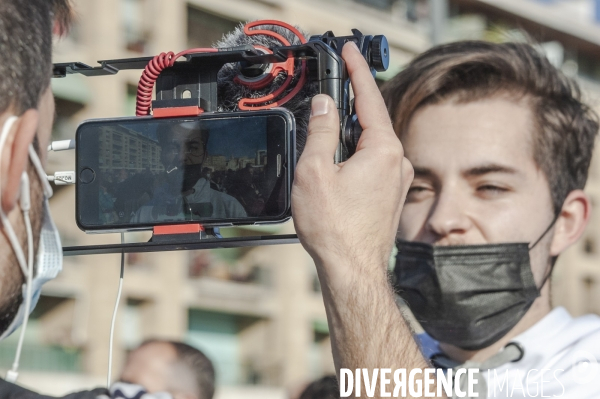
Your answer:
[53,25,390,255]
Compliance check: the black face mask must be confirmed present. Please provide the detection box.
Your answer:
[393,221,556,351]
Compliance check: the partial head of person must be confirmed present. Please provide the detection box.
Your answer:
[298,375,339,399]
[157,124,210,197]
[120,339,215,399]
[158,123,209,170]
[0,0,72,340]
[381,41,598,356]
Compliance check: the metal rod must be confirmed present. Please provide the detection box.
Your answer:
[63,234,300,256]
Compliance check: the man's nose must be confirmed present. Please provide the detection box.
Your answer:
[177,144,188,163]
[425,187,472,239]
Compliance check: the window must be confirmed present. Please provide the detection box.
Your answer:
[584,236,596,255]
[309,320,333,379]
[186,309,260,385]
[354,0,396,11]
[124,84,138,117]
[583,277,600,314]
[122,298,149,349]
[51,82,87,141]
[122,0,148,53]
[0,296,82,372]
[187,6,239,48]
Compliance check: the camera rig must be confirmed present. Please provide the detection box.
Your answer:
[53,21,389,256]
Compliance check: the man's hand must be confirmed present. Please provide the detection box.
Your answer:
[291,42,443,399]
[292,41,413,281]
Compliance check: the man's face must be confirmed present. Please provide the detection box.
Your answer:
[121,342,176,393]
[163,127,206,168]
[120,342,198,399]
[397,96,556,285]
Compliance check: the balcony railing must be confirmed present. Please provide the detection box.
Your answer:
[0,344,82,373]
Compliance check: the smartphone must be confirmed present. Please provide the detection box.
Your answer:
[76,109,295,232]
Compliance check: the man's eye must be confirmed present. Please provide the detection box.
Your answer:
[477,185,508,196]
[406,186,432,201]
[408,186,427,193]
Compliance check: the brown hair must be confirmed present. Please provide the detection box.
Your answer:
[381,41,599,212]
[299,375,339,399]
[0,0,73,116]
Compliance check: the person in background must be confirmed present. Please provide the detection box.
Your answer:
[297,375,338,399]
[119,340,215,399]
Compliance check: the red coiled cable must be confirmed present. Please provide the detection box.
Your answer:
[135,48,217,116]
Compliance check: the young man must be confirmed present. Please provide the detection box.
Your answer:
[292,41,600,398]
[383,41,600,397]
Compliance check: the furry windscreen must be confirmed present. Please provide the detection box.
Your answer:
[215,23,319,158]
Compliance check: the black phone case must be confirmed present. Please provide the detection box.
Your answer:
[75,109,296,232]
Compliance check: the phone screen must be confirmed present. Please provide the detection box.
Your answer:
[76,111,293,230]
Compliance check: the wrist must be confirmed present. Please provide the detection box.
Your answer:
[314,252,391,293]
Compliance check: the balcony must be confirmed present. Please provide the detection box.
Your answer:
[0,344,82,373]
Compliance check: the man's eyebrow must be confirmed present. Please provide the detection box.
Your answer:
[411,164,519,179]
[412,167,436,178]
[464,164,519,177]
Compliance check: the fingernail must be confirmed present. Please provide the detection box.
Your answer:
[348,41,360,52]
[311,95,329,117]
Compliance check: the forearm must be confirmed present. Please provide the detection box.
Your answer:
[316,257,446,399]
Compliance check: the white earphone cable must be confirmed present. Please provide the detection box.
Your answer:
[107,232,125,388]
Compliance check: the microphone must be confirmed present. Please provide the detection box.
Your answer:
[215,22,318,158]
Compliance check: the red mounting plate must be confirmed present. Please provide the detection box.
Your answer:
[153,224,204,235]
[153,106,204,118]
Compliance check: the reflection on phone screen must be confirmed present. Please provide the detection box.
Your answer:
[82,115,286,227]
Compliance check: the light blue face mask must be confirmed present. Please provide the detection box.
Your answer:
[0,199,63,341]
[0,116,63,347]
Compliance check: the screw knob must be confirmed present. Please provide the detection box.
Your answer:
[370,35,389,72]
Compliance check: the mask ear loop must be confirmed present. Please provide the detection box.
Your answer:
[528,211,561,291]
[28,145,53,198]
[0,116,52,382]
[0,116,28,278]
[6,172,34,383]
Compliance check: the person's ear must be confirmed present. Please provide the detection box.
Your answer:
[549,189,591,256]
[0,110,40,214]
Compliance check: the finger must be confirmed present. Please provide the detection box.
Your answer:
[300,94,340,164]
[393,157,414,230]
[400,157,414,198]
[341,42,392,133]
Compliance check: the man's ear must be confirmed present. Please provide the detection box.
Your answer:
[550,189,591,256]
[0,110,40,214]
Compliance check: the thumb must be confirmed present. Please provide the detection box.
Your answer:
[301,95,340,164]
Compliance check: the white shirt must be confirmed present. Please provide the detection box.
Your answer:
[419,307,600,398]
[132,178,247,223]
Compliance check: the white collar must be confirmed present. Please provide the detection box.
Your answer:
[504,306,600,371]
[512,306,573,348]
